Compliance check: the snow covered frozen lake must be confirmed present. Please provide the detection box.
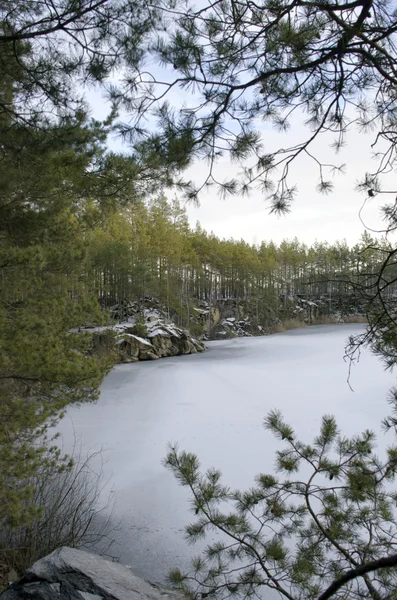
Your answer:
[56,324,397,583]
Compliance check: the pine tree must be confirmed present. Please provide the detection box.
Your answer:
[0,80,143,528]
[165,412,397,600]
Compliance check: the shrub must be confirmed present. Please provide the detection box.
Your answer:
[312,315,339,325]
[129,314,149,338]
[343,315,368,324]
[263,321,284,334]
[0,444,116,586]
[189,322,205,339]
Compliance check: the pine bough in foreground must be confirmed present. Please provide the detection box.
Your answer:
[165,411,397,600]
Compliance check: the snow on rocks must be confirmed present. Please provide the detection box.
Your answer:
[116,324,205,363]
[119,334,159,362]
[91,302,206,363]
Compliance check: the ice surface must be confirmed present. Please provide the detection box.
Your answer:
[55,324,397,584]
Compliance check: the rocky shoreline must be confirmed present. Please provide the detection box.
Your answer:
[85,295,366,363]
[89,306,206,363]
[0,547,183,600]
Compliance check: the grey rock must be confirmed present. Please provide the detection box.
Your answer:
[116,320,205,361]
[120,334,158,361]
[1,547,184,600]
[79,593,102,600]
[94,303,206,363]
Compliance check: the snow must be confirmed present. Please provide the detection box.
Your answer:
[147,328,169,338]
[55,324,397,584]
[123,334,153,347]
[162,325,181,338]
[143,309,161,320]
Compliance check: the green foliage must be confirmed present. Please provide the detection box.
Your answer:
[141,0,397,366]
[165,414,397,600]
[1,8,397,597]
[135,0,397,214]
[189,322,205,339]
[1,74,377,541]
[0,60,136,530]
[130,314,149,339]
[87,200,384,330]
[0,0,155,128]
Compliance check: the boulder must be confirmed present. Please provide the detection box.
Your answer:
[148,328,176,357]
[0,547,183,600]
[120,334,158,361]
[89,301,206,363]
[146,323,205,358]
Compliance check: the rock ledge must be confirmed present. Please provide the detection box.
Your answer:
[0,547,183,600]
[90,308,206,363]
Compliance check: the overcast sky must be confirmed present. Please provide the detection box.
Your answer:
[181,127,391,247]
[87,84,394,248]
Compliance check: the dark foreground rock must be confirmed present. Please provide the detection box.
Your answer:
[1,547,183,600]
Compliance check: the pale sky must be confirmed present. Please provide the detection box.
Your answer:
[87,84,395,247]
[182,131,390,246]
[183,141,392,246]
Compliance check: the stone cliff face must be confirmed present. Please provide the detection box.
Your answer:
[88,293,366,358]
[0,547,183,600]
[115,322,206,362]
[90,306,206,363]
[194,294,366,340]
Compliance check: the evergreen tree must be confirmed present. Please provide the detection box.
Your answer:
[0,85,144,528]
[131,0,397,361]
[0,0,155,126]
[165,412,397,600]
[139,1,395,210]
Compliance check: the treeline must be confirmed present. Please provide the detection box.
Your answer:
[84,196,394,321]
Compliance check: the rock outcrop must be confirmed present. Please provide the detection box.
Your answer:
[91,293,366,349]
[194,299,279,339]
[91,309,206,363]
[0,547,183,600]
[117,333,160,362]
[193,295,365,339]
[116,322,205,362]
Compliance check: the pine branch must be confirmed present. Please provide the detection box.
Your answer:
[318,553,397,600]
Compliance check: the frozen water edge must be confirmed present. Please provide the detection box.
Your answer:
[55,324,397,583]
